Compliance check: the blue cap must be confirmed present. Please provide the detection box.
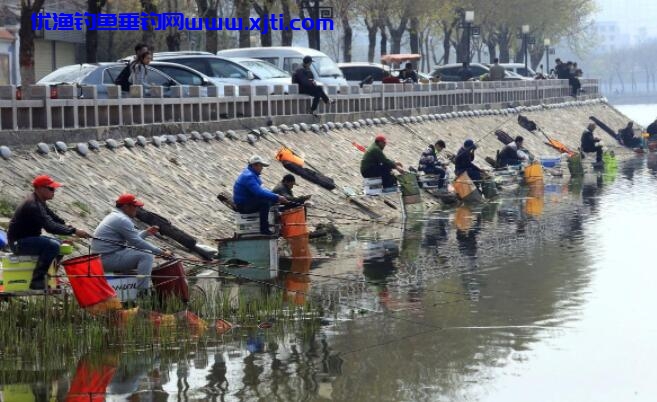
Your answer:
[464,139,476,149]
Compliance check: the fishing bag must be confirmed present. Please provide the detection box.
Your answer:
[136,208,197,250]
[518,115,537,132]
[282,161,336,190]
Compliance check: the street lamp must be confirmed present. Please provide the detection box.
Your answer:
[522,25,530,75]
[464,10,474,64]
[544,38,551,76]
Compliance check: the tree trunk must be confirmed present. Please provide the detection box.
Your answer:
[86,0,107,63]
[140,0,158,48]
[379,24,387,56]
[364,16,377,62]
[497,28,511,63]
[486,39,497,63]
[253,0,274,47]
[442,23,452,65]
[281,0,293,46]
[19,0,46,85]
[236,0,251,47]
[425,33,431,71]
[387,15,408,56]
[418,31,424,70]
[342,15,352,62]
[409,17,419,54]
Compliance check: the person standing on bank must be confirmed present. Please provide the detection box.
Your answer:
[130,47,152,89]
[7,175,91,290]
[361,134,405,189]
[292,56,334,117]
[234,155,289,235]
[91,194,173,293]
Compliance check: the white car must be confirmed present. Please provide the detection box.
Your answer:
[229,57,292,93]
[217,46,348,88]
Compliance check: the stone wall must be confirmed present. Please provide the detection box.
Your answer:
[0,99,636,249]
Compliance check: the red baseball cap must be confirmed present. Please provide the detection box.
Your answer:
[375,134,387,143]
[116,193,145,207]
[32,175,62,188]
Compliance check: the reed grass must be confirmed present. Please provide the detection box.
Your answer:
[0,281,321,378]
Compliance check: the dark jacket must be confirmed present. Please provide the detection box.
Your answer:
[233,165,279,206]
[619,127,635,144]
[418,145,446,172]
[7,193,76,244]
[555,63,570,80]
[581,129,599,152]
[361,143,397,176]
[292,67,316,90]
[647,122,657,139]
[272,182,294,199]
[399,69,418,83]
[498,143,522,167]
[454,147,478,175]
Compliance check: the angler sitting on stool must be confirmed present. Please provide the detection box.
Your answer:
[454,139,484,183]
[418,139,449,188]
[360,134,405,190]
[273,174,311,207]
[498,136,530,168]
[90,193,172,293]
[7,175,91,290]
[234,155,289,235]
[581,123,603,163]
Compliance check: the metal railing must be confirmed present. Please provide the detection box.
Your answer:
[0,79,599,131]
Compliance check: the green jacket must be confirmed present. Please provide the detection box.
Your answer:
[360,143,397,175]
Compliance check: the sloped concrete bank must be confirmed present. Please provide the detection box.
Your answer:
[0,99,637,249]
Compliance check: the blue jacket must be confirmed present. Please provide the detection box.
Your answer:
[233,166,279,206]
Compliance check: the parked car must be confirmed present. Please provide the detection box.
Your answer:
[148,52,293,94]
[338,62,388,85]
[229,57,292,92]
[430,62,523,81]
[217,46,348,87]
[35,63,188,98]
[499,63,536,78]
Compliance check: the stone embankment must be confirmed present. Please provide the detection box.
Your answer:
[0,98,636,250]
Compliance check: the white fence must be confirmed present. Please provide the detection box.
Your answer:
[0,79,599,131]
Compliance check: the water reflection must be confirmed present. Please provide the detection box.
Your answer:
[9,159,657,401]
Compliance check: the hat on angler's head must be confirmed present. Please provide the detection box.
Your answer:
[303,56,313,64]
[248,154,270,166]
[464,139,476,149]
[32,175,62,188]
[375,134,387,144]
[115,193,145,207]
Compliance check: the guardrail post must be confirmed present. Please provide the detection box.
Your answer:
[0,85,17,130]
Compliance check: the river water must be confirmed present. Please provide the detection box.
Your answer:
[2,105,657,402]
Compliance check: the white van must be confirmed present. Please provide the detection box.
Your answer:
[217,46,348,87]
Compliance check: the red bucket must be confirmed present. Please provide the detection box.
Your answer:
[152,259,189,303]
[62,254,116,308]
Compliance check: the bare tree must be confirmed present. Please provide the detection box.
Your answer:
[19,0,46,85]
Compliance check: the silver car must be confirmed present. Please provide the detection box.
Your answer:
[36,63,192,98]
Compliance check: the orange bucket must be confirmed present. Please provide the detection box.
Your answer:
[280,206,308,238]
[275,147,304,166]
[524,162,544,185]
[62,254,117,308]
[453,172,477,200]
[152,259,189,303]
